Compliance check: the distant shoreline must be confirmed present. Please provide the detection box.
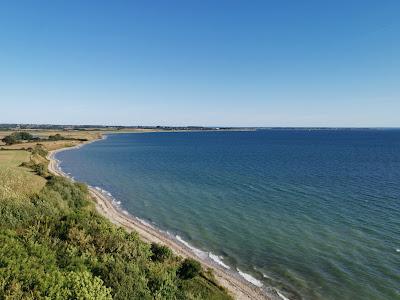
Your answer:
[46,133,282,300]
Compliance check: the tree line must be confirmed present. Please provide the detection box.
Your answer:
[1,132,88,145]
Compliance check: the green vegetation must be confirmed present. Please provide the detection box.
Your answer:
[48,133,66,141]
[0,149,231,299]
[1,132,88,148]
[19,145,50,178]
[151,243,173,262]
[1,132,36,145]
[178,259,202,280]
[0,150,46,193]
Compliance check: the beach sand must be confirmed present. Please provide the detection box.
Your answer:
[47,138,282,300]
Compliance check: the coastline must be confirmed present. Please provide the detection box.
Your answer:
[47,135,281,300]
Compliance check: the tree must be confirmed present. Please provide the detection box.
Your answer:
[48,134,65,141]
[1,132,34,145]
[2,135,17,145]
[15,132,33,140]
[177,258,202,279]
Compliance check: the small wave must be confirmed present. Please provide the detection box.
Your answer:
[136,217,154,229]
[122,210,129,215]
[111,199,121,206]
[94,187,115,198]
[276,290,291,300]
[237,268,263,287]
[176,235,208,259]
[262,273,272,279]
[396,249,400,253]
[209,253,230,269]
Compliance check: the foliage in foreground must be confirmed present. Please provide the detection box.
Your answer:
[0,154,230,299]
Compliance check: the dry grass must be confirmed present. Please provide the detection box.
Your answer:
[0,150,46,195]
[0,130,100,150]
[1,140,83,151]
[0,128,164,150]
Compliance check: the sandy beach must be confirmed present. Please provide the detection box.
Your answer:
[47,138,281,300]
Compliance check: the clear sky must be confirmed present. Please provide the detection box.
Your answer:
[0,1,399,127]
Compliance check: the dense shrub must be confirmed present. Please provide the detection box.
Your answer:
[13,132,34,140]
[33,163,47,176]
[177,258,202,279]
[150,243,173,262]
[31,145,48,157]
[1,135,17,145]
[1,132,35,145]
[48,134,65,141]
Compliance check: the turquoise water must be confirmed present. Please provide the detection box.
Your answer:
[57,130,400,300]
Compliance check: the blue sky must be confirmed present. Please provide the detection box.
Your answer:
[0,1,399,127]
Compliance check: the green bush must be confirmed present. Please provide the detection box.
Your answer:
[13,132,34,140]
[33,163,47,176]
[1,132,35,145]
[2,135,17,145]
[177,258,202,280]
[31,145,48,157]
[150,243,173,262]
[48,134,65,141]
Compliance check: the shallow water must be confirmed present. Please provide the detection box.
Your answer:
[57,130,400,300]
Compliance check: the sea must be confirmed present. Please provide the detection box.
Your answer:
[56,129,400,300]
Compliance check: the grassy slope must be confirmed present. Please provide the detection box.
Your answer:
[0,150,46,195]
[0,149,231,300]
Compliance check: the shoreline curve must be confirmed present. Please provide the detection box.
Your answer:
[46,135,283,300]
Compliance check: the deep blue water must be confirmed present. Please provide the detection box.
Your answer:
[57,130,400,300]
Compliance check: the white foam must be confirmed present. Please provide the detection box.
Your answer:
[209,253,230,269]
[237,268,263,287]
[176,235,208,259]
[396,249,400,253]
[276,290,291,300]
[136,217,154,229]
[122,210,129,215]
[262,273,272,279]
